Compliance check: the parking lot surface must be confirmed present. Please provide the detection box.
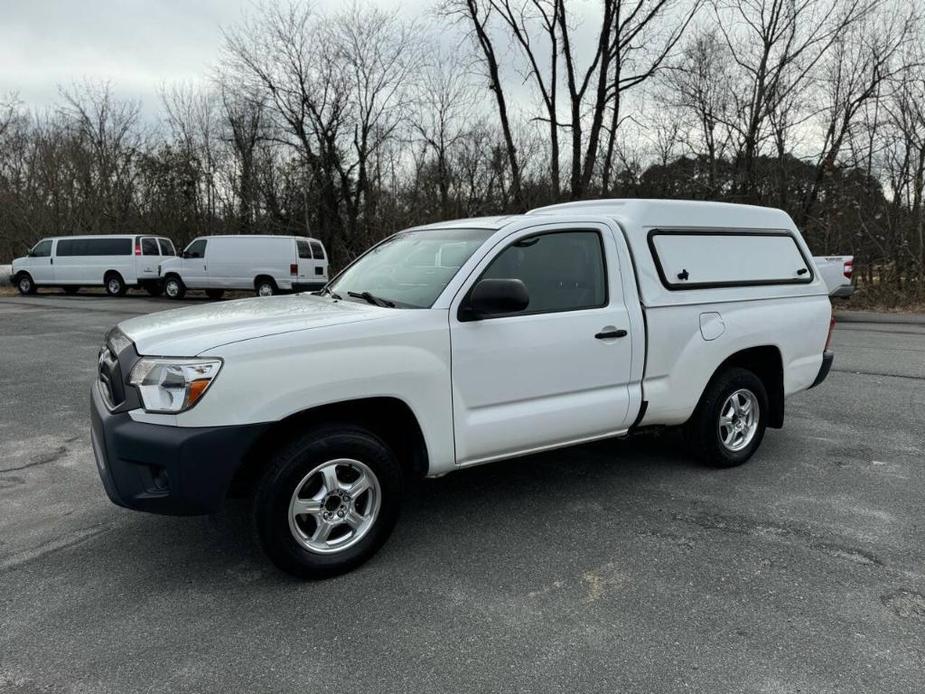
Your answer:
[1,294,924,693]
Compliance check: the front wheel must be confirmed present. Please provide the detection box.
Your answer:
[685,367,768,468]
[255,277,277,297]
[164,276,185,300]
[253,425,403,579]
[16,273,36,295]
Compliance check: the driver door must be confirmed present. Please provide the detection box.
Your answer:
[27,239,55,284]
[449,224,635,465]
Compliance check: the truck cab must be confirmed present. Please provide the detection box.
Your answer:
[90,200,833,578]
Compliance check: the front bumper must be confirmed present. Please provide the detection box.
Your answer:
[809,351,834,388]
[90,381,268,515]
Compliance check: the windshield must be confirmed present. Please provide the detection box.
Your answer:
[328,228,494,308]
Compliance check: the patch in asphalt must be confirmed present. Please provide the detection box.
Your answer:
[881,589,925,622]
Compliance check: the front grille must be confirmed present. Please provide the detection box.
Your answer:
[98,346,125,409]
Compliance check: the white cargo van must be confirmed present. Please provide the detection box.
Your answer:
[10,235,177,296]
[91,200,833,578]
[158,235,329,299]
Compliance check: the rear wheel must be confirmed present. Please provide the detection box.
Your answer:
[164,275,185,300]
[104,272,126,297]
[205,289,225,300]
[685,367,768,468]
[255,277,277,297]
[253,424,403,579]
[15,273,36,295]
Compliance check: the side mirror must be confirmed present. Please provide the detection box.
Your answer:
[182,250,191,259]
[27,251,35,258]
[463,278,529,320]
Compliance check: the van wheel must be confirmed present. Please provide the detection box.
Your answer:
[685,367,768,468]
[15,273,36,295]
[253,424,403,579]
[104,272,126,297]
[255,277,277,297]
[63,286,80,295]
[164,276,185,299]
[205,289,225,300]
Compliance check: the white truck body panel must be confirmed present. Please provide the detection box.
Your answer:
[115,200,832,477]
[813,255,855,297]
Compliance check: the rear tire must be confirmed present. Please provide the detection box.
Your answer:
[15,273,36,295]
[205,289,225,300]
[685,367,768,468]
[255,277,277,297]
[253,424,403,579]
[164,275,185,300]
[104,273,126,297]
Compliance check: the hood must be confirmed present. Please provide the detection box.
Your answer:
[119,294,388,355]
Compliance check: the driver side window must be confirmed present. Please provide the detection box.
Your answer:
[480,231,607,315]
[31,240,53,257]
[185,239,207,258]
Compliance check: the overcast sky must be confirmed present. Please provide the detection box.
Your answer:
[0,0,433,113]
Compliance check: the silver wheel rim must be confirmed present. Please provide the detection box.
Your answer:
[166,280,179,297]
[718,389,759,452]
[288,458,381,555]
[258,283,273,296]
[108,278,120,294]
[19,277,30,292]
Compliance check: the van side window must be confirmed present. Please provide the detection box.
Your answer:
[309,241,325,260]
[297,240,312,259]
[56,239,79,256]
[158,239,176,256]
[479,231,607,315]
[185,239,207,258]
[82,238,133,255]
[31,240,53,257]
[141,238,159,255]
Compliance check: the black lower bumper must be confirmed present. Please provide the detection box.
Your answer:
[809,351,834,388]
[90,382,268,515]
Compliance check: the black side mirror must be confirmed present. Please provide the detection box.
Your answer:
[182,251,192,259]
[462,278,529,320]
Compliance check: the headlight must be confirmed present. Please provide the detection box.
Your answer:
[128,358,222,413]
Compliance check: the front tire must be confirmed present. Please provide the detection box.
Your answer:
[15,273,36,295]
[164,275,185,300]
[685,367,768,468]
[254,424,403,579]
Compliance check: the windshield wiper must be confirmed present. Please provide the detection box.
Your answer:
[347,290,395,308]
[316,286,343,300]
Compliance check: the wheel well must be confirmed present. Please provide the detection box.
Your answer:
[227,397,430,498]
[712,346,784,428]
[164,272,181,282]
[14,271,31,281]
[254,275,276,289]
[104,270,124,282]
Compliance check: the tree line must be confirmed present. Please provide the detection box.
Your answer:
[1,0,923,303]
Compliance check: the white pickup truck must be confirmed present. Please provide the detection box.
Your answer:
[90,199,834,578]
[813,255,854,297]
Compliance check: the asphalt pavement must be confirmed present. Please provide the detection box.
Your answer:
[1,293,923,693]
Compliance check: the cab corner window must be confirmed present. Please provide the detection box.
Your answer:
[479,230,607,315]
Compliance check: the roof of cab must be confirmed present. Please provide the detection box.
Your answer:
[527,198,796,231]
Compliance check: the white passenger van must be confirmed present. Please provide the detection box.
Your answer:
[158,235,329,299]
[91,200,833,578]
[10,235,177,296]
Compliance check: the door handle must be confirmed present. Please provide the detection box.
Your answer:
[595,329,627,339]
